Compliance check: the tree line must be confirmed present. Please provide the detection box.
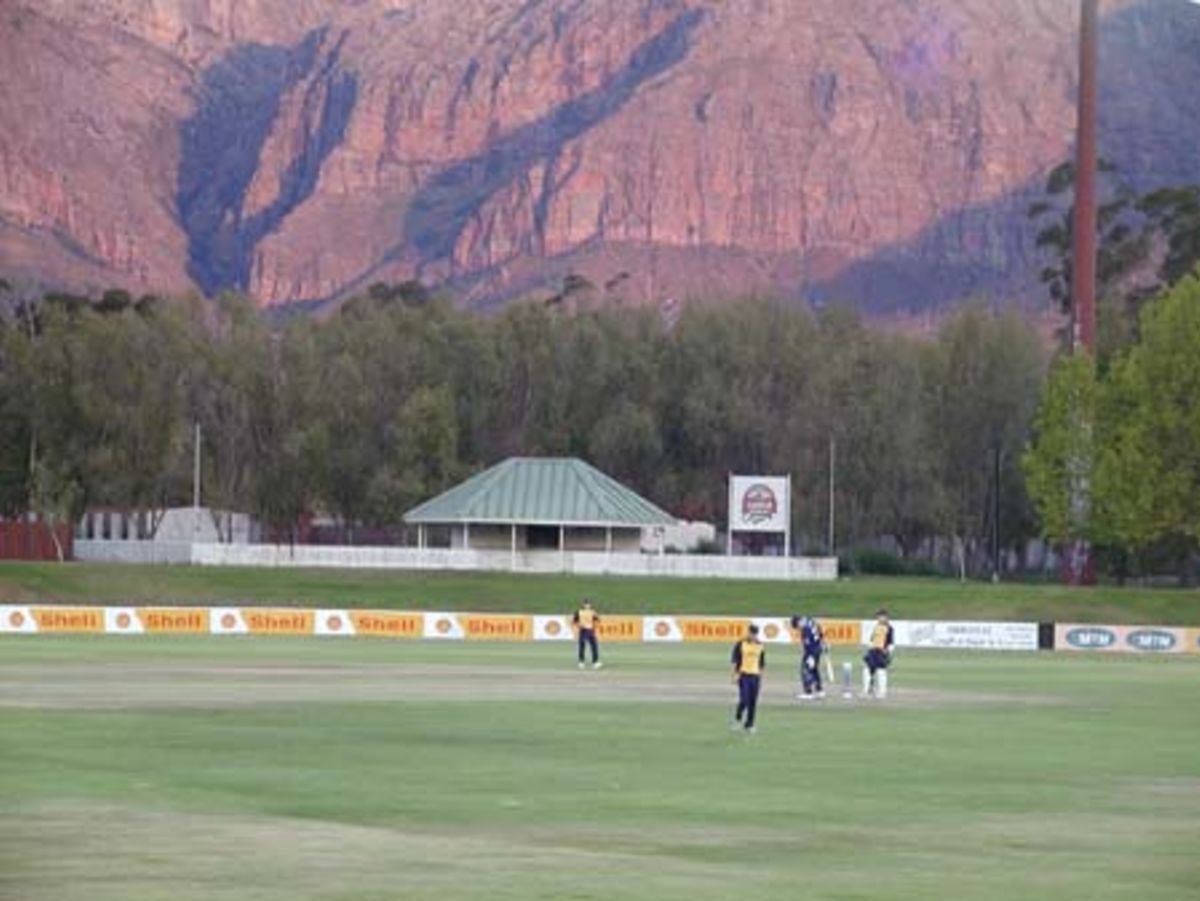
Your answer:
[0,274,1195,580]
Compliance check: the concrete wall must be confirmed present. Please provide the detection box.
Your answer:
[74,539,838,581]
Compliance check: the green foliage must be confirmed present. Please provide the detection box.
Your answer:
[851,547,940,577]
[1027,273,1200,575]
[0,288,1050,572]
[1029,165,1200,359]
[1097,272,1200,550]
[1023,354,1098,546]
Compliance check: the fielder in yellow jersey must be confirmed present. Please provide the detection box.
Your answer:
[862,608,895,698]
[572,599,602,669]
[730,624,766,732]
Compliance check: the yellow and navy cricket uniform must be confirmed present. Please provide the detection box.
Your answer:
[863,621,895,673]
[573,606,600,664]
[731,637,766,729]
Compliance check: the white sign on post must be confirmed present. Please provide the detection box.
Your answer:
[728,476,791,553]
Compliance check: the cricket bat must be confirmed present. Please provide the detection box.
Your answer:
[823,649,835,684]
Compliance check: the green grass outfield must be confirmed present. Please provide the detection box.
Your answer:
[3,561,1200,623]
[1,637,1198,900]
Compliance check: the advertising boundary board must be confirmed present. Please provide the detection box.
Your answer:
[862,620,1040,652]
[1054,623,1193,654]
[0,606,1194,654]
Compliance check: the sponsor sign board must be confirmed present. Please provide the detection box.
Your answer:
[0,605,37,633]
[139,607,209,634]
[460,614,531,641]
[643,616,682,642]
[533,615,572,641]
[679,617,750,643]
[32,607,104,633]
[1187,628,1200,656]
[817,619,862,647]
[729,476,790,533]
[1055,623,1187,654]
[242,608,314,636]
[879,620,1039,651]
[596,616,643,642]
[532,615,644,642]
[424,612,465,640]
[349,610,423,639]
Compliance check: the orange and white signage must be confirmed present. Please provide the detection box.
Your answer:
[210,607,249,635]
[0,605,38,633]
[315,609,354,636]
[349,610,423,639]
[533,615,572,641]
[460,614,531,641]
[753,617,792,644]
[678,617,750,643]
[139,607,209,634]
[105,607,145,635]
[242,608,313,636]
[643,616,682,642]
[32,607,104,633]
[819,619,862,646]
[596,616,643,642]
[424,612,465,640]
[1187,628,1200,656]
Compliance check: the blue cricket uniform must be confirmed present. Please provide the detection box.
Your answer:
[791,616,825,695]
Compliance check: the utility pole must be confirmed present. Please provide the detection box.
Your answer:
[1071,0,1099,355]
[992,446,1002,584]
[1065,0,1099,585]
[192,421,202,536]
[827,437,836,558]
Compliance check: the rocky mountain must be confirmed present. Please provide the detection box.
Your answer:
[2,0,1199,314]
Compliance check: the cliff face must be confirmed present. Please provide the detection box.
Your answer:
[2,0,1199,313]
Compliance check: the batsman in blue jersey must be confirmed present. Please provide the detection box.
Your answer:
[790,615,826,700]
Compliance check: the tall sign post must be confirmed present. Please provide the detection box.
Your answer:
[728,475,792,557]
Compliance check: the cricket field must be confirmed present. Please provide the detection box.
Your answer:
[1,636,1198,900]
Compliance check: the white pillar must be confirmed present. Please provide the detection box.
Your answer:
[510,523,517,571]
[464,522,471,550]
[559,524,566,572]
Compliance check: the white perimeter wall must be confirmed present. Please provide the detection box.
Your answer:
[74,540,837,581]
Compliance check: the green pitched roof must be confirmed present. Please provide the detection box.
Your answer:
[403,458,676,527]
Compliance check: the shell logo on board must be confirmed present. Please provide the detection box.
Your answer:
[220,613,238,630]
[327,615,343,632]
[655,621,672,638]
[545,620,562,637]
[436,618,454,634]
[9,610,25,629]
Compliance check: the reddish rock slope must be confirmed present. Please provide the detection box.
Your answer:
[1,0,1198,313]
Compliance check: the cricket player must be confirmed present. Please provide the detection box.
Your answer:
[790,615,826,700]
[572,599,602,669]
[731,623,766,733]
[862,608,895,698]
